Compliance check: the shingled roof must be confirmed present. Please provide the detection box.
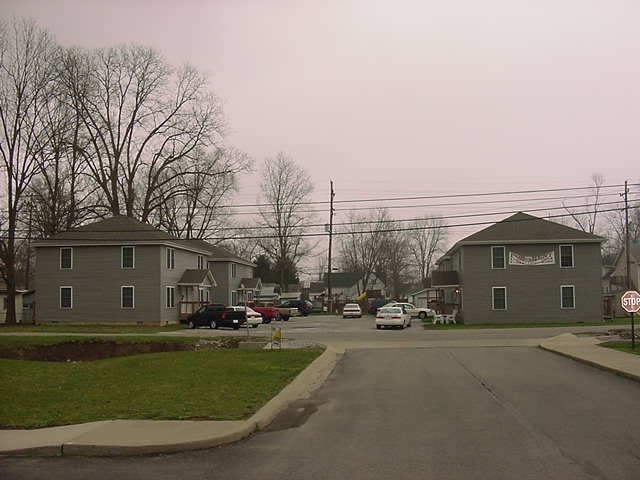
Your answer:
[181,240,255,267]
[459,212,603,245]
[36,216,177,243]
[323,272,364,288]
[177,269,216,287]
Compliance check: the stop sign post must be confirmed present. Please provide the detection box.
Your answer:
[621,290,640,349]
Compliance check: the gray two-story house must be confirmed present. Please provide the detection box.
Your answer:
[33,216,227,325]
[432,212,604,324]
[184,240,257,306]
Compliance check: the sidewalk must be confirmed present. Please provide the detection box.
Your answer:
[2,335,640,457]
[539,333,640,382]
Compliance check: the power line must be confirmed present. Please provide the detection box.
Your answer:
[13,202,638,242]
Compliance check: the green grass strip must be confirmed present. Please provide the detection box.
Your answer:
[599,341,640,356]
[0,347,323,429]
[0,324,187,334]
[422,317,632,329]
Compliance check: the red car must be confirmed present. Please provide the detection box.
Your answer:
[246,303,279,323]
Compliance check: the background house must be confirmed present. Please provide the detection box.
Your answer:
[197,243,256,306]
[0,284,28,324]
[323,272,386,310]
[432,212,604,324]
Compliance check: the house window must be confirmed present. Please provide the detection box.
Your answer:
[166,248,175,270]
[492,287,507,310]
[60,286,73,309]
[231,263,237,278]
[122,246,135,269]
[561,285,575,309]
[121,286,135,309]
[166,286,175,309]
[560,245,574,268]
[60,248,73,269]
[3,297,8,310]
[197,255,204,270]
[491,246,505,269]
[231,290,238,305]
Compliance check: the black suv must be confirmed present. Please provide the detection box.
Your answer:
[278,299,313,316]
[186,304,246,329]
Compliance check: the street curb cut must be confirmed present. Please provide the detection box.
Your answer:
[539,334,640,384]
[249,344,344,430]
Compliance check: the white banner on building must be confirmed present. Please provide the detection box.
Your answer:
[509,251,555,266]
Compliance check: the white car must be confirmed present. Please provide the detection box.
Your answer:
[375,306,411,329]
[384,302,434,319]
[229,306,262,328]
[342,303,362,318]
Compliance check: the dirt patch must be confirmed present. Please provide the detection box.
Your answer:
[0,338,245,362]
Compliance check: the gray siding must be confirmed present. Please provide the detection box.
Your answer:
[460,243,602,324]
[209,262,229,304]
[35,245,162,323]
[209,261,254,305]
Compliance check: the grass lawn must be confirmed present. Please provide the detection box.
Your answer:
[599,341,640,356]
[0,340,323,429]
[422,317,632,329]
[0,324,187,334]
[0,335,201,346]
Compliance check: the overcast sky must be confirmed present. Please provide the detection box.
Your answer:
[3,0,639,248]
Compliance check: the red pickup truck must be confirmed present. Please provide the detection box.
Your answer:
[242,302,299,322]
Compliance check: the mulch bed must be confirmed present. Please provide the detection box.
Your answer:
[0,338,243,362]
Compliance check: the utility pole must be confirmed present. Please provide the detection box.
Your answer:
[623,180,635,348]
[327,181,335,314]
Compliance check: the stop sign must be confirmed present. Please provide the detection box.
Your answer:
[621,290,640,313]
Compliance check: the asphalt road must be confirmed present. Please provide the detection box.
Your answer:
[2,318,639,480]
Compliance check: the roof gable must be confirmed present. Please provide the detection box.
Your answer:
[459,212,604,245]
[177,269,216,287]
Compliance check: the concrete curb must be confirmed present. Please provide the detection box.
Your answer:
[539,333,640,383]
[0,345,343,457]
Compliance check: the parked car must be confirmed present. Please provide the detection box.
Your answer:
[367,298,389,315]
[375,306,411,329]
[342,303,362,318]
[246,303,280,323]
[186,304,246,330]
[384,302,434,319]
[278,299,313,316]
[228,306,262,328]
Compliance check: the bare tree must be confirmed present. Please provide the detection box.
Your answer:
[27,59,97,238]
[338,208,392,294]
[257,152,314,290]
[376,223,411,299]
[154,147,251,239]
[604,182,640,255]
[562,173,604,234]
[0,19,57,323]
[407,216,447,287]
[61,45,227,222]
